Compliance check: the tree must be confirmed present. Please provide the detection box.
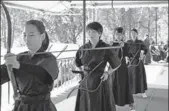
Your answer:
[1,5,167,47]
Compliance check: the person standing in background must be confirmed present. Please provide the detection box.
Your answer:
[144,34,151,65]
[127,28,148,98]
[111,27,135,111]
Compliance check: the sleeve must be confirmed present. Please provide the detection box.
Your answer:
[123,43,129,57]
[140,40,148,55]
[106,46,121,69]
[19,63,49,81]
[75,47,83,67]
[19,56,59,81]
[37,56,59,80]
[0,64,10,85]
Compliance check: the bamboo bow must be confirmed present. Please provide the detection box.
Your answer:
[2,2,19,101]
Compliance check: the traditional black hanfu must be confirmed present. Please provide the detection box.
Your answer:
[144,38,151,64]
[1,52,59,111]
[111,42,134,106]
[75,40,120,111]
[127,39,148,94]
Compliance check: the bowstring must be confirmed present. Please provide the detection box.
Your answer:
[127,43,155,111]
[79,44,124,93]
[67,61,104,98]
[127,43,144,68]
[67,45,124,98]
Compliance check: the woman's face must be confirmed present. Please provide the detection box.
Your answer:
[131,31,138,41]
[87,29,100,44]
[25,24,45,52]
[115,32,124,41]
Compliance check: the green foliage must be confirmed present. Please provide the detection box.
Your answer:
[96,7,168,44]
[1,6,168,48]
[1,7,83,48]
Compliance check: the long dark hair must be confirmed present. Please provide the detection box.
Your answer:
[26,20,49,52]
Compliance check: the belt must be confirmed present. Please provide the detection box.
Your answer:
[18,93,50,104]
[129,57,139,60]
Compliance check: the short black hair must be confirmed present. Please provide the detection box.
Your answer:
[86,22,103,34]
[152,41,155,44]
[115,27,124,34]
[131,28,138,34]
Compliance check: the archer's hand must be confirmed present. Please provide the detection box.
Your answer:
[120,42,124,47]
[101,72,109,81]
[125,57,130,64]
[139,50,145,60]
[139,53,145,60]
[4,53,20,69]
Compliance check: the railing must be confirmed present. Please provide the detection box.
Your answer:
[54,57,81,88]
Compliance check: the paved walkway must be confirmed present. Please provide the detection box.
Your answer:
[1,62,168,111]
[53,62,168,111]
[54,88,168,111]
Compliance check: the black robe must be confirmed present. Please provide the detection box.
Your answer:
[75,40,120,111]
[112,42,134,106]
[144,38,151,64]
[127,39,148,94]
[1,52,59,111]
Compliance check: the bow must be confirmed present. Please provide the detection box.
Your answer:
[1,2,18,102]
[67,61,104,98]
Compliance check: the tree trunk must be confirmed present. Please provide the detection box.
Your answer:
[128,8,132,40]
[12,19,15,47]
[4,19,7,49]
[148,7,150,37]
[155,7,158,44]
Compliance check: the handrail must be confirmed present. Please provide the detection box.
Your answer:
[55,57,80,88]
